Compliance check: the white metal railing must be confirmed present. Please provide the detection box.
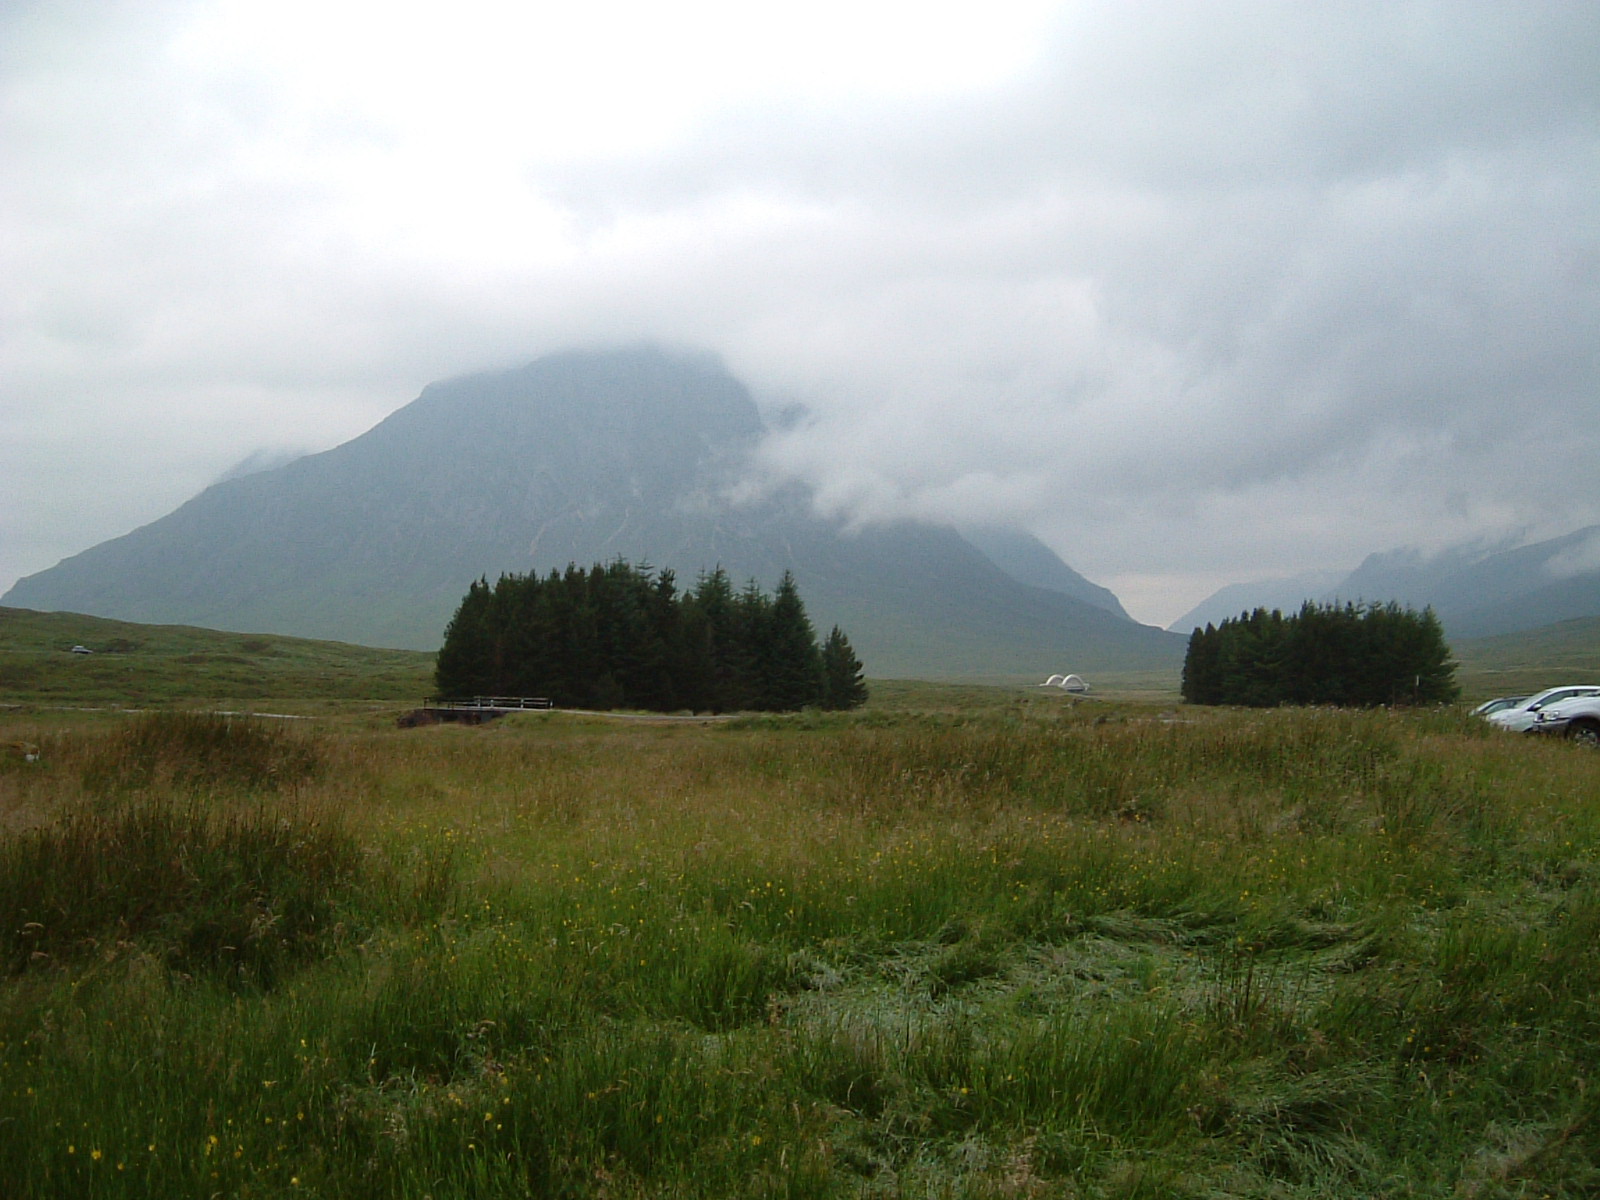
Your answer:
[424,696,553,711]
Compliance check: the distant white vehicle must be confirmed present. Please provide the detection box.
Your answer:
[69,645,93,655]
[1038,673,1088,692]
[1487,686,1600,733]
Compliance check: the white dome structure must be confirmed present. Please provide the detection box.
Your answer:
[1038,673,1088,692]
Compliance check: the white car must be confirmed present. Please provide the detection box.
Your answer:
[1472,695,1528,718]
[1487,686,1600,733]
[1531,695,1600,747]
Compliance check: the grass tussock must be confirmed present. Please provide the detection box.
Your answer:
[0,700,1599,1196]
[79,710,324,795]
[0,793,360,985]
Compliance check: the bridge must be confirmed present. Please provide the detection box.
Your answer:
[401,696,553,726]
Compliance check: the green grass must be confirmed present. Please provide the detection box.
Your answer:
[0,607,434,707]
[1,697,1599,1196]
[1453,616,1600,697]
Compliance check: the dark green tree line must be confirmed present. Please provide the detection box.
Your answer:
[1181,601,1458,708]
[435,561,868,713]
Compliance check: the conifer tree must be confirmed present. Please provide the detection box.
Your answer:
[762,571,825,710]
[434,577,493,697]
[687,567,740,711]
[730,578,776,709]
[820,626,868,710]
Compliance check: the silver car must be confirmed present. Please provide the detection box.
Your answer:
[1471,695,1529,718]
[1531,695,1600,746]
[1487,686,1600,733]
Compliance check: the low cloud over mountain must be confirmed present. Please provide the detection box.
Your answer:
[5,348,1182,678]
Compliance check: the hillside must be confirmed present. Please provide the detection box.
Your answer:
[1166,570,1344,634]
[0,607,433,705]
[1171,526,1600,641]
[4,348,1184,679]
[1452,615,1600,697]
[1337,527,1600,638]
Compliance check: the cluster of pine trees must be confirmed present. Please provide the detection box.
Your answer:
[435,560,868,713]
[1181,601,1459,707]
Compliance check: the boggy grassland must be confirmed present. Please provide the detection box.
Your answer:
[1,699,1598,1198]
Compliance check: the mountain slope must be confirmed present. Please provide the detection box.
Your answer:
[1167,570,1345,634]
[5,348,1182,678]
[960,526,1131,619]
[1338,526,1600,638]
[1171,526,1600,641]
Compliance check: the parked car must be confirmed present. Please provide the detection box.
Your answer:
[1487,686,1600,733]
[1471,695,1529,718]
[1531,695,1600,746]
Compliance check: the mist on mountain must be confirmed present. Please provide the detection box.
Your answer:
[4,347,1182,678]
[1170,526,1600,641]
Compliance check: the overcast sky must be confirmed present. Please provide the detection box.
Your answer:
[4,0,1597,627]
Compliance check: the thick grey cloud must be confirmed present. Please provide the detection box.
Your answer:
[3,0,1596,625]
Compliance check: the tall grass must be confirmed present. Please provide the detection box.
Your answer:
[80,710,324,795]
[0,794,359,984]
[0,703,1598,1195]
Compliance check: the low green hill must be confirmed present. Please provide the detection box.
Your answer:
[1452,615,1600,697]
[0,607,433,707]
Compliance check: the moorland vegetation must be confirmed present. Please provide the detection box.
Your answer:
[2,684,1599,1197]
[0,606,432,705]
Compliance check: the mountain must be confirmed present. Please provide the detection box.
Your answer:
[1167,570,1345,634]
[958,526,1131,619]
[1338,527,1600,639]
[1169,526,1600,641]
[4,347,1183,678]
[1331,538,1522,616]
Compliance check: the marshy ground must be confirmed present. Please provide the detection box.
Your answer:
[1,698,1597,1197]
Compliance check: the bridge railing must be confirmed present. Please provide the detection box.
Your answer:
[424,696,553,711]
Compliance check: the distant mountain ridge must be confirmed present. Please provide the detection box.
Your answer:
[1167,571,1346,634]
[1169,526,1600,640]
[958,525,1131,620]
[5,347,1182,678]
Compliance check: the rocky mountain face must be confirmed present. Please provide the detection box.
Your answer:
[1169,526,1600,641]
[5,347,1183,678]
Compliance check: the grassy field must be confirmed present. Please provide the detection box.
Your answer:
[0,607,434,708]
[1451,617,1600,698]
[2,686,1599,1197]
